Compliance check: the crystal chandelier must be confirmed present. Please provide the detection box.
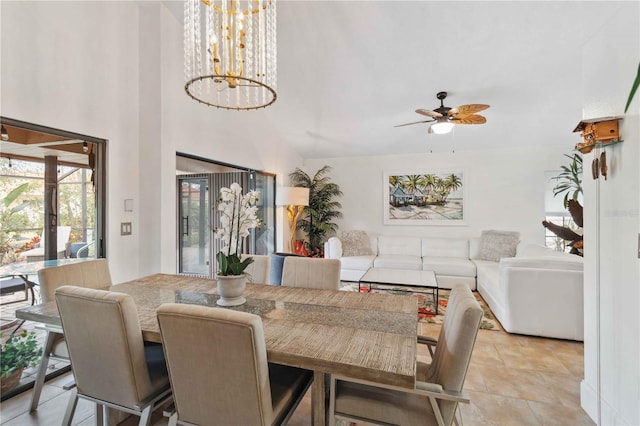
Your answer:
[184,0,277,110]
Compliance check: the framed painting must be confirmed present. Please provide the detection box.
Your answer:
[383,170,466,225]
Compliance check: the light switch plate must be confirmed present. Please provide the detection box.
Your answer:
[121,222,132,236]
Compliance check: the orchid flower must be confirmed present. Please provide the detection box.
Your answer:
[215,183,261,276]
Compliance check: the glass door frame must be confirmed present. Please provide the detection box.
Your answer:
[177,174,212,277]
[0,116,107,259]
[175,152,277,277]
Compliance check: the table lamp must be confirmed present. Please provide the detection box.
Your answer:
[276,187,310,252]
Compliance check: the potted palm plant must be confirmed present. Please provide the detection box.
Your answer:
[289,166,343,255]
[1,331,41,394]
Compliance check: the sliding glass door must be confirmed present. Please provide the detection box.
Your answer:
[177,170,275,277]
[178,176,210,276]
[249,171,275,255]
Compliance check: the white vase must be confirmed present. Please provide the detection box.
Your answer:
[216,274,247,306]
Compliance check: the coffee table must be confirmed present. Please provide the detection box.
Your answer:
[359,268,440,314]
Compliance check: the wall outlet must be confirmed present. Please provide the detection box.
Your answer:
[121,222,132,236]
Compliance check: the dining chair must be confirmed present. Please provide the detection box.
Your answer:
[241,254,271,283]
[281,257,341,290]
[0,275,34,306]
[55,286,172,426]
[417,286,466,358]
[329,284,482,426]
[157,303,313,426]
[28,258,113,412]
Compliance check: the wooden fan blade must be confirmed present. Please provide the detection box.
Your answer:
[450,104,490,117]
[416,109,443,118]
[451,114,487,124]
[394,119,434,128]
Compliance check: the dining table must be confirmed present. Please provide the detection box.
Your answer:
[16,273,419,425]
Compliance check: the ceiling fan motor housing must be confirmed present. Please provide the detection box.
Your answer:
[435,91,453,116]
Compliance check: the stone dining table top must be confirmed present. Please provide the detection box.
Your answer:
[17,273,419,389]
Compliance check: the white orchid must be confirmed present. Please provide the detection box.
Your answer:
[215,183,261,275]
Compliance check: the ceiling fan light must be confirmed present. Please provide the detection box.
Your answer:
[430,121,454,134]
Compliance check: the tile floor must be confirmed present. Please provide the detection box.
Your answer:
[1,291,594,425]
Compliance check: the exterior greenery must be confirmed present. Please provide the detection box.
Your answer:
[1,331,41,378]
[0,159,94,264]
[289,166,343,254]
[552,153,583,208]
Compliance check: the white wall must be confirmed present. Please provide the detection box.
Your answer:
[155,5,303,266]
[580,3,640,425]
[0,1,303,282]
[1,1,142,283]
[303,145,570,244]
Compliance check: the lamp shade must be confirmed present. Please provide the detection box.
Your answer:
[276,187,309,206]
[430,119,454,134]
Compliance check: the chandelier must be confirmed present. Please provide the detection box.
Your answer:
[184,0,277,110]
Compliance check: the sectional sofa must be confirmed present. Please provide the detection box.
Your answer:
[324,233,584,340]
[324,235,476,289]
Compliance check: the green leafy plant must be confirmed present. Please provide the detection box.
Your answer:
[1,183,33,264]
[552,153,583,208]
[545,153,584,256]
[624,62,640,113]
[289,166,343,254]
[1,331,41,378]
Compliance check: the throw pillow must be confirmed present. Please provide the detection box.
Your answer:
[477,230,520,261]
[340,230,373,257]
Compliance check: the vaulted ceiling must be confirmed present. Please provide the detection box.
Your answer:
[256,1,624,158]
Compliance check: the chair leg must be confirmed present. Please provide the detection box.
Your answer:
[96,403,105,426]
[62,389,79,426]
[428,395,446,426]
[454,404,464,426]
[328,376,337,426]
[103,405,110,426]
[168,412,178,426]
[138,405,153,426]
[29,330,58,412]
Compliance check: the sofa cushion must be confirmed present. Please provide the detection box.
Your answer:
[516,243,578,260]
[421,238,469,258]
[422,257,476,278]
[374,255,422,270]
[474,260,500,289]
[340,255,376,271]
[500,256,583,271]
[340,230,373,257]
[377,236,421,257]
[477,230,520,261]
[326,237,343,259]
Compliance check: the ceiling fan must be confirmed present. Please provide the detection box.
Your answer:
[395,91,490,134]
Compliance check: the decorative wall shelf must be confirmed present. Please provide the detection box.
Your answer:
[575,139,624,153]
[573,116,624,154]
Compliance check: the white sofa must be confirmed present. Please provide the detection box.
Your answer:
[472,240,584,341]
[326,232,584,340]
[324,235,477,290]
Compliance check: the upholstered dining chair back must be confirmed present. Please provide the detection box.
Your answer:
[55,286,169,413]
[329,284,481,426]
[38,258,112,303]
[157,303,312,426]
[281,257,341,290]
[427,284,483,423]
[241,254,271,284]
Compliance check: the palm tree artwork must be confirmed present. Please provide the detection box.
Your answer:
[386,171,464,222]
